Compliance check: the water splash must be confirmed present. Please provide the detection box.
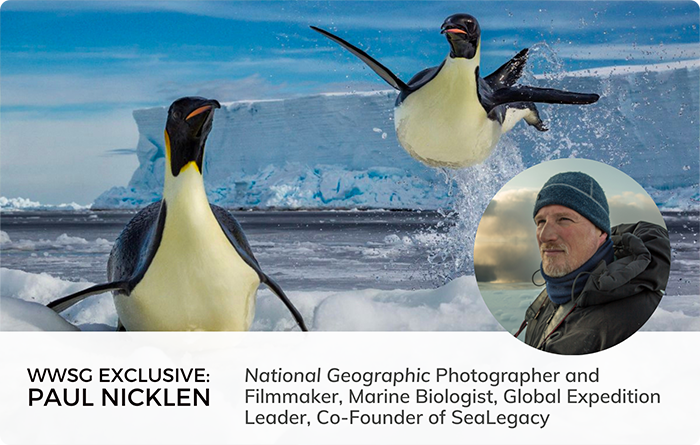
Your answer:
[521,42,566,82]
[519,42,630,168]
[417,139,525,283]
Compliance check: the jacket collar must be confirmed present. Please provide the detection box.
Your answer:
[576,221,669,308]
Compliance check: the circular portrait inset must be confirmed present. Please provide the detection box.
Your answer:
[474,159,670,355]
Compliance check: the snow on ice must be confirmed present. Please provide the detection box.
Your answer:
[0,230,112,253]
[0,197,90,212]
[2,268,698,332]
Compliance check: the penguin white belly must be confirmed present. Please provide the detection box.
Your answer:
[394,57,501,168]
[115,169,260,331]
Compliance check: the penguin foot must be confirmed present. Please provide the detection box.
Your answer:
[500,101,548,134]
[522,103,547,131]
[533,121,549,132]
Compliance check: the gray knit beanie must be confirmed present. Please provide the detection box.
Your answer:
[533,171,610,235]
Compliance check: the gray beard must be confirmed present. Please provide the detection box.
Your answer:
[542,261,572,278]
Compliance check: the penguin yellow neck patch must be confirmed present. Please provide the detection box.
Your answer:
[164,130,171,163]
[180,161,200,175]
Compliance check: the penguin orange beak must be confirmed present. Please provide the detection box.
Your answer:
[186,105,213,121]
[443,28,468,34]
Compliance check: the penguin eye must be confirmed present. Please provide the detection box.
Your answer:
[172,111,181,120]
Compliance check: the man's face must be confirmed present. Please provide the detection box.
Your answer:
[535,205,607,277]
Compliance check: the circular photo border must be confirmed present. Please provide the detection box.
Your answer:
[474,158,670,355]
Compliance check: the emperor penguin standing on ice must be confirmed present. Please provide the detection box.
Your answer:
[311,14,600,168]
[48,97,308,332]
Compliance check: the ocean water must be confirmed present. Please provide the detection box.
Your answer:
[1,209,697,331]
[0,210,450,292]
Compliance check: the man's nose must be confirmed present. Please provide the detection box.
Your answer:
[538,221,558,243]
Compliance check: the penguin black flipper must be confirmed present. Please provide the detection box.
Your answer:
[47,281,130,313]
[210,205,308,331]
[485,85,600,113]
[48,201,166,314]
[107,201,167,289]
[484,48,529,89]
[310,26,409,92]
[210,204,260,269]
[259,273,309,332]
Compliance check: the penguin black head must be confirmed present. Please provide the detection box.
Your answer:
[441,14,481,60]
[165,96,221,177]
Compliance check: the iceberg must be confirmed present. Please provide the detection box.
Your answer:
[94,61,699,211]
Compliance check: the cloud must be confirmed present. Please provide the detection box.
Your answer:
[479,188,539,238]
[475,188,541,284]
[609,191,657,209]
[609,192,666,227]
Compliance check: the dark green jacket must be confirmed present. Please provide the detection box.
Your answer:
[523,221,671,355]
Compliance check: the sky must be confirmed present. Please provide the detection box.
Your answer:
[1,1,699,204]
[473,158,667,284]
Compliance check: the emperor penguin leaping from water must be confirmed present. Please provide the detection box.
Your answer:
[311,14,600,168]
[48,97,308,332]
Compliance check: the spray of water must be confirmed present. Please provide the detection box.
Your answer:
[521,42,630,167]
[419,139,525,283]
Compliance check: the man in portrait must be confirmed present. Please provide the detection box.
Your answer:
[520,171,671,354]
